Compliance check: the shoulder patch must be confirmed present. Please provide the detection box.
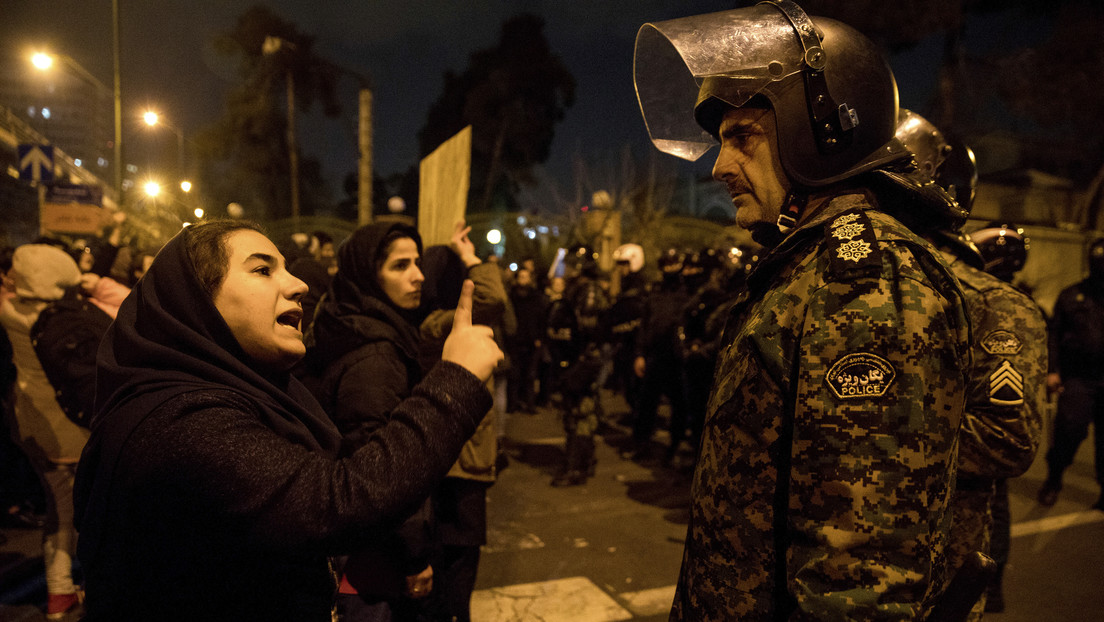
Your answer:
[826,352,896,399]
[989,360,1024,406]
[826,209,881,276]
[981,330,1023,355]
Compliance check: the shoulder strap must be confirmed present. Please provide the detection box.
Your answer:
[823,208,882,279]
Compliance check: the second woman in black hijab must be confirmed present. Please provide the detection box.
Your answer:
[307,222,434,621]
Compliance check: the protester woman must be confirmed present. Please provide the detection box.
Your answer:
[307,221,433,621]
[74,220,501,621]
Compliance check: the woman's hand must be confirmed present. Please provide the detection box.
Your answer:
[442,280,503,381]
[405,564,433,599]
[449,221,481,268]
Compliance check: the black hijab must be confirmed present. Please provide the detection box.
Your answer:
[309,221,424,368]
[75,224,342,560]
[419,244,465,313]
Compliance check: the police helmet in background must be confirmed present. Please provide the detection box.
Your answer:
[613,243,645,274]
[937,138,978,214]
[685,247,722,273]
[634,0,908,188]
[683,247,723,290]
[567,244,600,279]
[890,109,970,231]
[971,223,1029,283]
[657,247,686,271]
[890,109,980,267]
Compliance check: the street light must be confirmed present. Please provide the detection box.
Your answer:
[30,49,122,204]
[263,35,374,226]
[262,36,302,228]
[142,109,187,181]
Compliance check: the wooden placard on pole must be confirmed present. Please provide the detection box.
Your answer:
[418,125,471,247]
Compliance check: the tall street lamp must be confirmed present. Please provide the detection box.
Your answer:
[142,110,187,182]
[30,50,123,205]
[262,36,302,228]
[263,35,374,227]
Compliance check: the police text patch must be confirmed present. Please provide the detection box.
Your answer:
[826,352,896,399]
[981,330,1023,355]
[989,360,1024,406]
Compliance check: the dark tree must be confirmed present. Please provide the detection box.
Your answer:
[193,5,342,221]
[800,1,1101,183]
[418,13,575,213]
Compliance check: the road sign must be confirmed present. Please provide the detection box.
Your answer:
[42,183,108,235]
[46,183,103,207]
[18,144,55,183]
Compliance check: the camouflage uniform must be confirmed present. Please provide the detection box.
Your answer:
[671,194,971,621]
[944,255,1046,621]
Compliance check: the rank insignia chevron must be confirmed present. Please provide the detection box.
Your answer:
[989,360,1024,406]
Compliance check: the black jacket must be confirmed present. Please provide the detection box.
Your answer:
[74,225,490,621]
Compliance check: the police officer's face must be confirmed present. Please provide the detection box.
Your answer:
[712,107,791,232]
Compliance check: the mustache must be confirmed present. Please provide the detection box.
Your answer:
[725,180,751,196]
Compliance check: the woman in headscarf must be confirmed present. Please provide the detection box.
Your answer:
[74,220,501,622]
[306,221,433,621]
[417,221,508,622]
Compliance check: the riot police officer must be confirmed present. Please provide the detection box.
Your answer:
[894,111,1047,618]
[1038,237,1104,511]
[622,247,688,462]
[634,2,971,618]
[971,221,1039,613]
[673,247,727,467]
[606,244,648,421]
[548,245,609,487]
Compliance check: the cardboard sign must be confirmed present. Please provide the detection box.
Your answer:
[418,125,471,247]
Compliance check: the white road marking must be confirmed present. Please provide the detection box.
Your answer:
[619,585,677,617]
[473,513,1103,620]
[471,576,633,622]
[1010,510,1104,538]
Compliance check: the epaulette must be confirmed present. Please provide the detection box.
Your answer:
[823,208,882,278]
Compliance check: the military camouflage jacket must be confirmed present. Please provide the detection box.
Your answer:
[671,192,970,621]
[947,256,1046,481]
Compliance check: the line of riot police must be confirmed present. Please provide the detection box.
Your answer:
[526,239,759,487]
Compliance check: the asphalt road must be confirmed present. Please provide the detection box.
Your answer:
[2,392,1101,621]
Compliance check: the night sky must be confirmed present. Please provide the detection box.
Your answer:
[4,1,1009,201]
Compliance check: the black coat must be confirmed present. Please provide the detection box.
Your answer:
[74,225,490,621]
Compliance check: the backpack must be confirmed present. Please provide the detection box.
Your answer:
[30,291,113,428]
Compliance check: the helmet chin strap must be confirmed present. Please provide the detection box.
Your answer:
[749,192,807,248]
[775,191,807,234]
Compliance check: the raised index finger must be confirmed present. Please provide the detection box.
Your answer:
[453,279,475,329]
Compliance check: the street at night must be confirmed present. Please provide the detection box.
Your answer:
[6,391,1097,621]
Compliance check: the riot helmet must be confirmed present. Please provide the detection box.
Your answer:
[971,223,1028,283]
[895,109,950,184]
[634,0,908,187]
[937,139,978,214]
[566,244,600,279]
[613,243,645,274]
[657,247,685,288]
[683,247,722,290]
[893,109,976,217]
[887,110,975,265]
[657,247,685,271]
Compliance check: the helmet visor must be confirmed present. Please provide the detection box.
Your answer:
[634,4,805,161]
